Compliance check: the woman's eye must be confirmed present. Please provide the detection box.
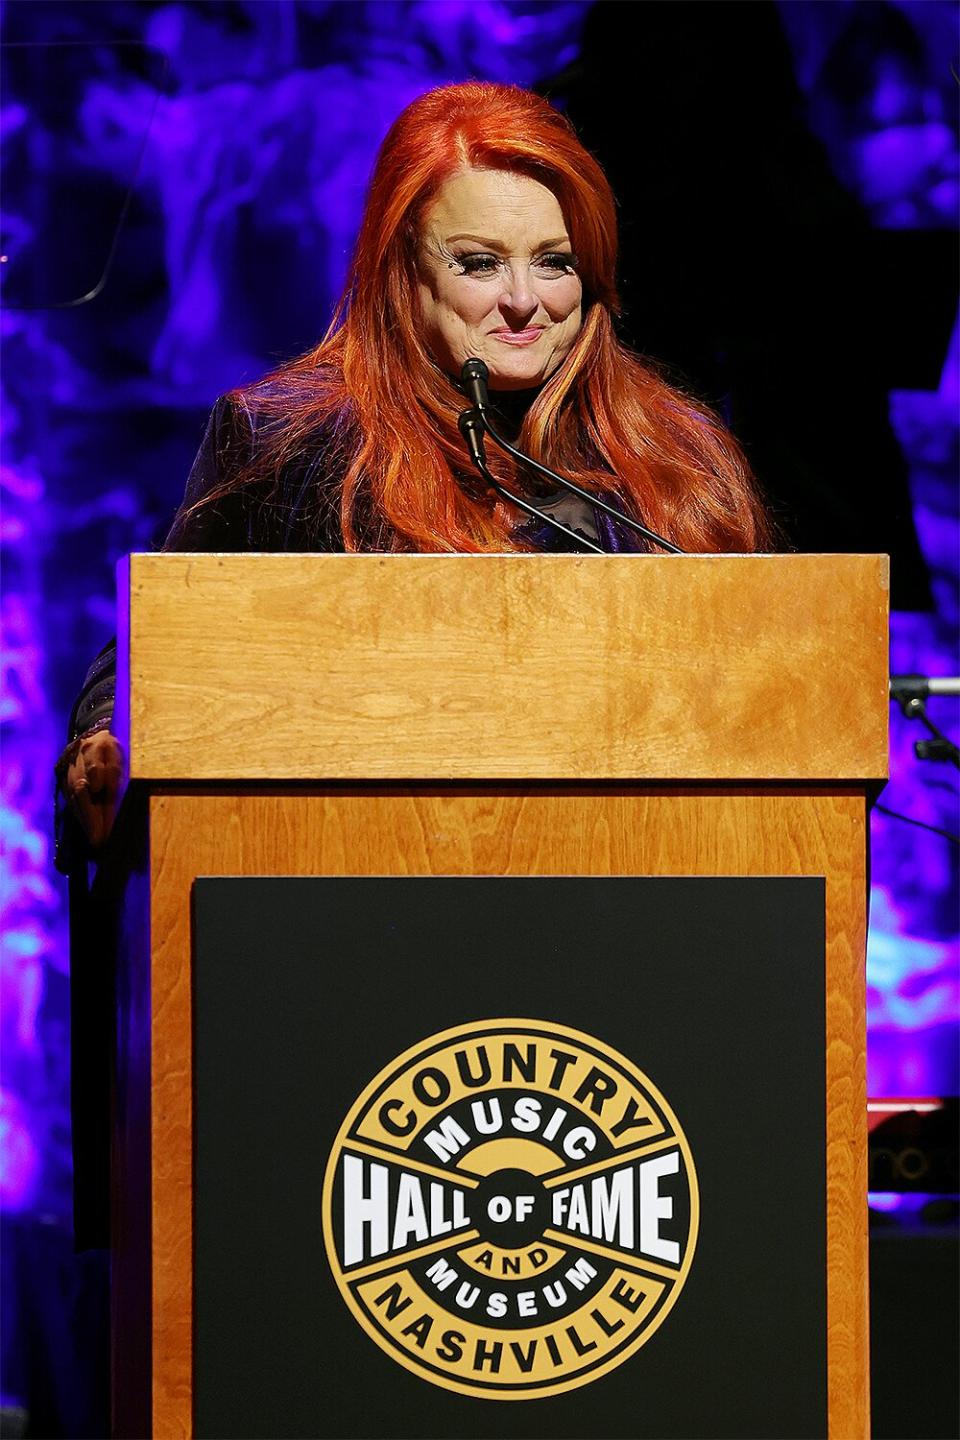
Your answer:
[457,254,501,275]
[538,252,579,274]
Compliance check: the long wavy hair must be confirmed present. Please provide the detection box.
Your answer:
[202,82,775,552]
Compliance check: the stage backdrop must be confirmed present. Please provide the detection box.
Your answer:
[1,0,957,1240]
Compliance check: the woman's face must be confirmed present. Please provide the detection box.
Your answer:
[416,168,583,391]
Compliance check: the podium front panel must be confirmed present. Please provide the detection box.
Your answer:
[191,875,825,1439]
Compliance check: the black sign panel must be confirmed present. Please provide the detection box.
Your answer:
[193,876,826,1439]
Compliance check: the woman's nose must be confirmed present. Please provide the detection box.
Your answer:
[498,264,537,321]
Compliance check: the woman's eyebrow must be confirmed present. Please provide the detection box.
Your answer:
[444,232,572,251]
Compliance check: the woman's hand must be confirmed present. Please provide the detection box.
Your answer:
[58,730,124,849]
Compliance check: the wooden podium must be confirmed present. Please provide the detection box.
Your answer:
[110,553,887,1439]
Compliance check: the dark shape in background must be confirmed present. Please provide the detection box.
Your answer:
[0,41,165,309]
[554,0,957,607]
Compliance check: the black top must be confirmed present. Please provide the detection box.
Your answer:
[164,393,344,552]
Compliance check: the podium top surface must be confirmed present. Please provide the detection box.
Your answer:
[119,552,888,783]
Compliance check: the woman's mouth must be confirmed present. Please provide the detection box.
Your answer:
[491,327,545,346]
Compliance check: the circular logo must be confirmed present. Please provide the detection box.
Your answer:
[322,1019,698,1400]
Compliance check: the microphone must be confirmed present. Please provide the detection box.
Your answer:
[460,358,490,414]
[459,358,685,555]
[888,675,960,768]
[890,675,960,701]
[457,408,604,554]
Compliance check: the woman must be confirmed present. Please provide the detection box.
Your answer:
[58,80,773,853]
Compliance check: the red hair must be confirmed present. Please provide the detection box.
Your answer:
[222,82,774,553]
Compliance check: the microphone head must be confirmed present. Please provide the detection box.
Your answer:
[461,357,489,386]
[461,357,490,412]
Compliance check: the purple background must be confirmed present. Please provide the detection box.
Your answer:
[1,0,957,1238]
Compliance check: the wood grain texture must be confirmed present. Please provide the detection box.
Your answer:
[147,787,869,1438]
[124,554,889,782]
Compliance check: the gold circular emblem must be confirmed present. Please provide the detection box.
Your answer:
[322,1019,699,1400]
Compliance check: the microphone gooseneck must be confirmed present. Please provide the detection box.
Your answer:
[457,408,604,554]
[459,358,685,555]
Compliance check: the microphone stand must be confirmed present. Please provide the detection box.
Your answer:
[460,358,685,555]
[458,409,604,554]
[890,675,960,768]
